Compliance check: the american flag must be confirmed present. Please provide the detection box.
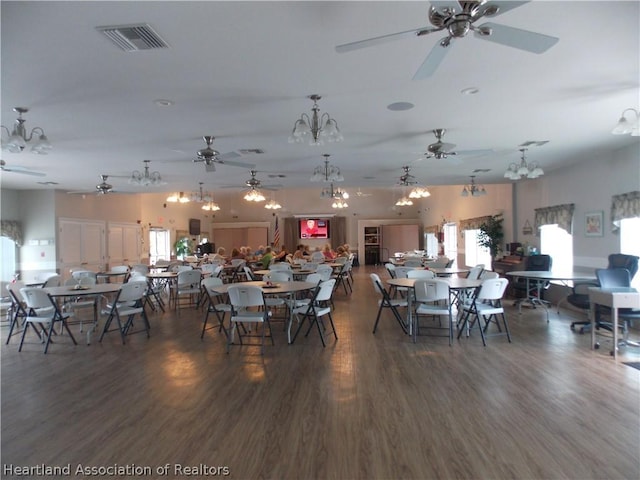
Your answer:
[273,216,280,247]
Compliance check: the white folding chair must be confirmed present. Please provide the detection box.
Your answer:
[457,277,511,346]
[226,284,273,354]
[19,287,77,353]
[407,269,436,279]
[413,279,453,345]
[200,277,231,340]
[292,279,337,347]
[174,269,202,312]
[370,273,408,334]
[99,281,150,344]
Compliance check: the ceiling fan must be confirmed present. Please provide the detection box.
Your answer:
[222,170,282,191]
[420,128,492,162]
[193,136,256,172]
[355,188,373,197]
[67,174,117,195]
[335,0,559,79]
[397,166,419,186]
[0,159,45,177]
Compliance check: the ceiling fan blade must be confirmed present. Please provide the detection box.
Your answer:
[428,1,462,14]
[1,166,46,177]
[412,40,453,80]
[476,22,559,54]
[217,159,257,169]
[336,26,437,53]
[434,142,456,152]
[482,1,530,18]
[205,163,216,173]
[456,148,494,157]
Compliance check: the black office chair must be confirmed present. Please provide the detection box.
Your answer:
[593,267,640,351]
[569,254,638,333]
[512,254,553,307]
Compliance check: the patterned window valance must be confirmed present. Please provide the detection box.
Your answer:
[1,220,23,246]
[534,203,575,235]
[611,190,640,232]
[459,216,491,231]
[424,224,439,234]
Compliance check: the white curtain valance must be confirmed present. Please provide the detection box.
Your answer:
[1,220,23,246]
[424,224,439,234]
[611,190,640,232]
[534,203,575,235]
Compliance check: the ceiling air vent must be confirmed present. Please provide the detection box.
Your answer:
[96,24,169,52]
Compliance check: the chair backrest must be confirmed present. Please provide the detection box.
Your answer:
[200,263,216,275]
[479,270,499,280]
[413,279,450,303]
[311,251,325,263]
[333,256,348,265]
[403,259,423,267]
[177,269,202,286]
[42,274,61,288]
[130,264,150,275]
[466,265,484,280]
[175,265,193,273]
[607,254,639,280]
[127,271,147,283]
[228,285,265,308]
[7,281,26,302]
[476,277,509,301]
[20,287,53,310]
[117,281,147,303]
[394,267,414,279]
[71,270,97,282]
[525,254,552,271]
[304,273,323,285]
[110,265,130,273]
[407,269,435,279]
[430,256,450,268]
[315,279,337,302]
[213,265,225,278]
[596,268,631,288]
[269,263,291,271]
[315,265,333,281]
[266,271,293,282]
[243,266,257,281]
[231,259,246,268]
[385,263,397,278]
[301,263,319,272]
[370,273,387,297]
[202,276,225,292]
[65,277,79,286]
[293,258,307,265]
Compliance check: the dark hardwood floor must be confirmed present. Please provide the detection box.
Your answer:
[2,265,639,480]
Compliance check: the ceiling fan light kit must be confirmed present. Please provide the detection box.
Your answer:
[166,192,190,203]
[611,108,640,136]
[264,199,282,210]
[289,95,343,146]
[1,107,52,154]
[244,188,266,202]
[311,154,344,182]
[461,175,487,197]
[503,148,544,180]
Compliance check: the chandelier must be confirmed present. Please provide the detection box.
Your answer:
[321,183,349,200]
[202,201,220,211]
[397,166,430,199]
[332,197,348,209]
[244,187,266,202]
[311,154,344,182]
[611,108,639,136]
[288,94,343,146]
[408,185,431,198]
[1,107,52,154]
[503,148,544,180]
[395,194,413,206]
[190,182,213,203]
[461,176,487,197]
[129,160,164,186]
[166,192,190,203]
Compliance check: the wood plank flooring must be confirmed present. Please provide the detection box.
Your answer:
[2,265,639,479]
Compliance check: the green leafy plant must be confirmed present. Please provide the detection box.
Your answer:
[478,214,504,259]
[174,237,192,259]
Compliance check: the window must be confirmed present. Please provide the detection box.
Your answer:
[149,229,170,264]
[424,232,438,258]
[464,229,492,269]
[443,223,457,267]
[1,237,17,282]
[620,217,640,288]
[540,224,573,276]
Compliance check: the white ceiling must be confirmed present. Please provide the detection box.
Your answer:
[1,1,639,197]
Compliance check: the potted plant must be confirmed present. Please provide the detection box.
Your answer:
[478,214,504,268]
[174,237,192,260]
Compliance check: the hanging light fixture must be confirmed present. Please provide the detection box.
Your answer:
[264,197,282,210]
[1,107,52,154]
[395,194,413,206]
[504,148,544,180]
[129,160,164,186]
[310,154,344,182]
[244,187,266,202]
[397,166,429,201]
[202,201,220,211]
[461,175,487,197]
[166,192,190,203]
[332,197,348,209]
[189,182,213,203]
[611,108,640,136]
[288,95,343,146]
[408,185,431,199]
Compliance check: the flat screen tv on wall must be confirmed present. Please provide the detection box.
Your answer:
[299,218,329,239]
[189,218,201,236]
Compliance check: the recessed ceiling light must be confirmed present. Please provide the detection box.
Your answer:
[387,102,414,111]
[154,99,173,107]
[461,87,479,95]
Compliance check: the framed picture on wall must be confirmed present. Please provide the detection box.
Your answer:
[585,211,604,237]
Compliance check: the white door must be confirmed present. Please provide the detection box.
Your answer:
[58,218,106,277]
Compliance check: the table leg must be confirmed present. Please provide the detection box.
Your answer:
[612,308,619,359]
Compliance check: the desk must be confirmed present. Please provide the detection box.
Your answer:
[210,280,316,344]
[589,287,640,360]
[387,277,482,336]
[506,271,596,322]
